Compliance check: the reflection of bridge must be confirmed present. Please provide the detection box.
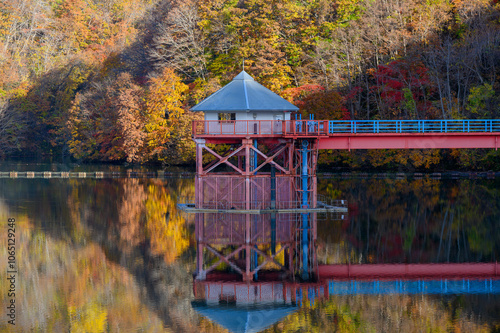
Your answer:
[195,262,500,300]
[318,262,500,279]
[327,279,500,295]
[193,119,500,149]
[192,266,500,333]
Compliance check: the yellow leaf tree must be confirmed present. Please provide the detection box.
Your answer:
[145,67,188,160]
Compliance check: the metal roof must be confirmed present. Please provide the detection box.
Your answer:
[191,71,299,112]
[192,302,297,333]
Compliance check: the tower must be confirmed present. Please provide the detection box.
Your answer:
[183,71,345,282]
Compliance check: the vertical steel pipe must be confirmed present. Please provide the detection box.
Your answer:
[301,140,309,280]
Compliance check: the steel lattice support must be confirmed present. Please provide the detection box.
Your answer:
[194,212,296,281]
[194,137,319,282]
[194,138,295,176]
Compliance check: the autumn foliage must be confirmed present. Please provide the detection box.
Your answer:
[1,0,500,169]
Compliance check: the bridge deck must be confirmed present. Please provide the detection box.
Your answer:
[193,119,500,149]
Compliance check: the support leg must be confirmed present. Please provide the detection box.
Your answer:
[301,140,309,281]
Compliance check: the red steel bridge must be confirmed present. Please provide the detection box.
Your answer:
[193,119,500,150]
[188,119,500,282]
[187,71,500,286]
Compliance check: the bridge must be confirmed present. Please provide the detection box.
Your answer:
[189,119,500,282]
[193,119,500,150]
[188,70,500,285]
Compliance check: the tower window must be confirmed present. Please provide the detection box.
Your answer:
[218,113,236,121]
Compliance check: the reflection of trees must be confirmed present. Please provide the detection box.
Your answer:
[0,177,199,332]
[317,178,500,264]
[68,301,107,333]
[262,294,491,332]
[2,176,500,331]
[145,181,189,264]
[118,179,147,248]
[69,178,198,331]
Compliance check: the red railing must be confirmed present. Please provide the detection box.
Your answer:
[194,119,500,138]
[192,120,330,137]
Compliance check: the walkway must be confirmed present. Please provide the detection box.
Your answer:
[193,119,500,149]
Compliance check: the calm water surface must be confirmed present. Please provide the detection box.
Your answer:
[1,165,499,332]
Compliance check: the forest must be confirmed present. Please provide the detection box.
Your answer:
[1,0,500,170]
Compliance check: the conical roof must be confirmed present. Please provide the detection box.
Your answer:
[191,71,299,112]
[192,302,297,333]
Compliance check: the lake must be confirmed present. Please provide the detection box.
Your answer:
[1,163,499,332]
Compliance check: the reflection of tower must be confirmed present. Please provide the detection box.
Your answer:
[191,279,327,333]
[192,171,319,282]
[179,70,347,282]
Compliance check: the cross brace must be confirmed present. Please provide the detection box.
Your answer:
[196,139,294,176]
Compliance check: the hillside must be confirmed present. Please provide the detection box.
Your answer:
[1,0,500,169]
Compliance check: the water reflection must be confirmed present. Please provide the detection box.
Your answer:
[0,174,499,332]
[316,177,500,264]
[192,280,297,333]
[188,170,318,332]
[190,172,332,282]
[189,174,500,332]
[0,177,197,332]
